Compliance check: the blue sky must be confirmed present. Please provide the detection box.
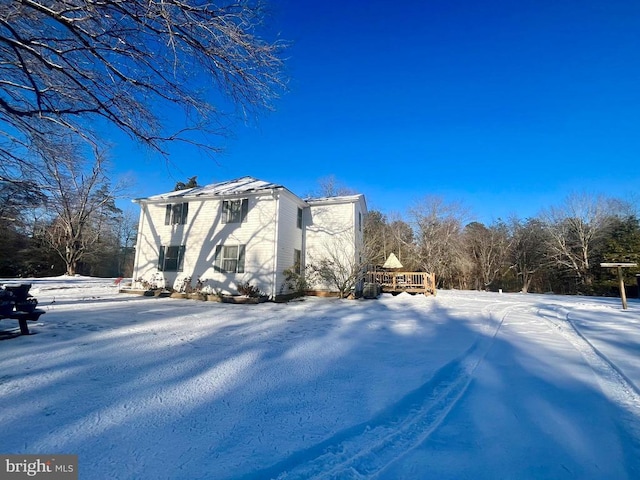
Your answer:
[114,0,640,222]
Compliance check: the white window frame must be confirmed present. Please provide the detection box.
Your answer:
[222,199,248,224]
[164,203,188,225]
[214,244,246,273]
[158,245,185,272]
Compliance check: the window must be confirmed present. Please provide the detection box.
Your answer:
[297,207,303,229]
[294,249,302,274]
[164,203,188,225]
[222,199,248,224]
[214,245,246,273]
[359,212,362,232]
[158,245,185,272]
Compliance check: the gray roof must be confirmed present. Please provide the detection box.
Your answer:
[139,176,283,201]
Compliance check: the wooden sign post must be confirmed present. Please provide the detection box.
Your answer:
[600,263,637,310]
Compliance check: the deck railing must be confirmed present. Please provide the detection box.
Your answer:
[365,271,436,295]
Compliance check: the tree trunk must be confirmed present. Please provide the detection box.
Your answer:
[65,243,80,275]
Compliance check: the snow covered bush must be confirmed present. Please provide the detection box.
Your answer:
[136,273,169,290]
[174,276,192,293]
[200,284,222,296]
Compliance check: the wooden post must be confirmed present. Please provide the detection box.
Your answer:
[600,263,637,310]
[618,266,628,310]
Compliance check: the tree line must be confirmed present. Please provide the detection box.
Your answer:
[0,159,137,278]
[364,193,640,296]
[0,170,202,278]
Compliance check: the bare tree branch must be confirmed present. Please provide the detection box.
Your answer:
[0,0,287,175]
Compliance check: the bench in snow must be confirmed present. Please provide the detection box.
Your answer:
[0,283,46,335]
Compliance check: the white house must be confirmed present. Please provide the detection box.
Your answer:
[131,176,367,300]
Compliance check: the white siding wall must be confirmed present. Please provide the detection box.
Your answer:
[273,191,305,296]
[354,196,367,264]
[133,193,278,296]
[304,201,357,292]
[132,203,151,281]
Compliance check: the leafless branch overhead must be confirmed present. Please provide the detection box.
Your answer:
[0,0,286,165]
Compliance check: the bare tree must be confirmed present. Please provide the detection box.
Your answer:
[363,210,389,266]
[409,196,469,288]
[0,0,286,174]
[115,209,138,277]
[307,231,366,298]
[307,256,361,299]
[30,144,122,275]
[507,217,548,293]
[540,193,622,289]
[387,214,417,270]
[309,175,357,198]
[464,221,511,290]
[363,211,415,269]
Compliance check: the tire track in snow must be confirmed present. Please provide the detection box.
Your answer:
[566,310,640,398]
[536,305,640,440]
[244,302,518,480]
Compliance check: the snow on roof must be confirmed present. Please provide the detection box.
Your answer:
[138,176,283,202]
[134,176,366,208]
[305,194,365,205]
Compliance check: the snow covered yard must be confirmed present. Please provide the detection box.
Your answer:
[1,277,639,479]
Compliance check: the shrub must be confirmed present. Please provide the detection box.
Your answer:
[237,281,263,298]
[283,266,309,294]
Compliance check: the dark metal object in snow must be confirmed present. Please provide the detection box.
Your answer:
[0,283,46,335]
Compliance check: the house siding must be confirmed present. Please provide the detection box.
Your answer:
[274,191,305,297]
[305,200,358,292]
[132,177,366,300]
[133,193,278,296]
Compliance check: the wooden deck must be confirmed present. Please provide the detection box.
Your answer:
[365,271,436,295]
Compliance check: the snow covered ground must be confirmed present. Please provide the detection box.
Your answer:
[1,277,639,479]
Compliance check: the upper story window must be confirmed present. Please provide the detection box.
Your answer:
[165,203,188,225]
[359,212,362,232]
[297,207,303,229]
[222,199,248,224]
